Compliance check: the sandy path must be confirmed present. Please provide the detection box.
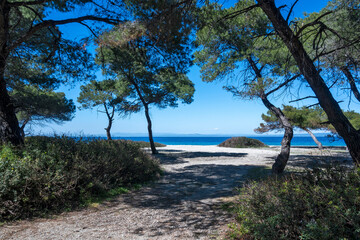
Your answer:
[0,145,351,240]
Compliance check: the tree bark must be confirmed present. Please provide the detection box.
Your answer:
[105,125,112,140]
[104,104,114,140]
[19,117,30,141]
[302,127,323,150]
[130,79,158,154]
[257,0,360,166]
[144,104,158,154]
[0,2,23,146]
[341,66,360,103]
[247,56,293,174]
[261,95,293,174]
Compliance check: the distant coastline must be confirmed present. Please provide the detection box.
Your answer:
[105,135,346,147]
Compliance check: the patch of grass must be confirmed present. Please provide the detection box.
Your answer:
[221,201,238,213]
[219,137,268,148]
[244,166,272,181]
[81,186,133,208]
[0,136,161,222]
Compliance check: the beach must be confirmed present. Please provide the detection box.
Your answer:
[0,145,352,240]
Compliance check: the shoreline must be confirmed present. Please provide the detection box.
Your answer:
[156,144,348,150]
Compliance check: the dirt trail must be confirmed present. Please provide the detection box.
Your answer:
[0,145,351,240]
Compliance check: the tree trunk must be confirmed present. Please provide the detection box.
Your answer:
[0,65,23,146]
[0,3,23,146]
[341,66,360,103]
[247,56,293,174]
[129,79,158,154]
[0,73,23,146]
[302,127,323,150]
[261,95,293,174]
[258,0,360,166]
[144,104,158,154]
[104,104,114,140]
[19,117,30,141]
[105,124,112,140]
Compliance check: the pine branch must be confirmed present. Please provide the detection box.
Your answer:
[289,96,317,103]
[9,16,122,52]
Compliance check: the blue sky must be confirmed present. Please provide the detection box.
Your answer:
[30,0,360,137]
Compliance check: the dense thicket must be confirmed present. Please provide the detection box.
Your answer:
[228,168,360,239]
[0,136,161,221]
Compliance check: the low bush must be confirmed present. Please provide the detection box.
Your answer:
[0,136,161,222]
[219,137,267,148]
[227,167,360,239]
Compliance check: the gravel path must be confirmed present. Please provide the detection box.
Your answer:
[0,145,351,240]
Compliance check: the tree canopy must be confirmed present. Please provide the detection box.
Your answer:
[0,0,126,145]
[78,79,140,140]
[10,84,75,138]
[94,39,194,153]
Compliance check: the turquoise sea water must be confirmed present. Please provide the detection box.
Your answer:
[111,136,346,147]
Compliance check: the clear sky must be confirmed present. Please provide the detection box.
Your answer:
[29,0,360,137]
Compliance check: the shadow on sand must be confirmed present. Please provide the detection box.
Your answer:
[99,149,269,237]
[286,153,353,169]
[157,151,248,165]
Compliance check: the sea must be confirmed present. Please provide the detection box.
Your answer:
[108,135,346,147]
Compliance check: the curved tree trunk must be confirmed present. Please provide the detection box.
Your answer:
[0,69,23,146]
[104,104,114,140]
[144,104,158,154]
[341,66,360,103]
[19,117,30,141]
[302,127,323,150]
[0,4,23,146]
[247,56,293,174]
[261,95,293,174]
[105,122,112,140]
[130,79,158,154]
[105,124,112,140]
[258,0,360,166]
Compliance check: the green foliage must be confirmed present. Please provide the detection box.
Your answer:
[7,29,95,89]
[0,136,161,222]
[256,105,360,133]
[96,42,195,109]
[229,168,360,239]
[219,137,267,148]
[78,79,140,115]
[195,1,268,82]
[256,105,327,133]
[345,111,360,130]
[10,84,75,128]
[194,1,298,99]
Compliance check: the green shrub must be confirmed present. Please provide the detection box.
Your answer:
[0,136,161,222]
[219,137,267,148]
[228,167,360,239]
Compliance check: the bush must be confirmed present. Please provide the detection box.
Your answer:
[0,136,161,222]
[219,137,267,148]
[228,167,360,239]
